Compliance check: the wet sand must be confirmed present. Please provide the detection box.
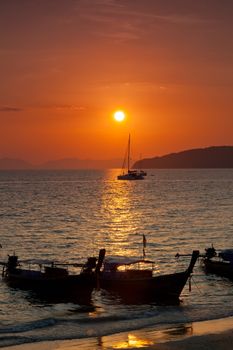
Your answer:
[1,316,233,350]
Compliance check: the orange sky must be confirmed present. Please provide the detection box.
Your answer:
[0,1,233,163]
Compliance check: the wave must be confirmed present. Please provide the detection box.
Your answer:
[1,308,233,348]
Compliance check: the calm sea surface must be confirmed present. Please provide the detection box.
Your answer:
[0,169,232,347]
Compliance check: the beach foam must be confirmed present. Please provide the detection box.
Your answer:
[1,316,232,350]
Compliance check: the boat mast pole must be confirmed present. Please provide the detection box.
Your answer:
[128,134,130,172]
[143,234,146,259]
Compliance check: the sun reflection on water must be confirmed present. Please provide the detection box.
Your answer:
[99,172,145,256]
[112,333,154,348]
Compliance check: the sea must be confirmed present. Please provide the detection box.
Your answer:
[0,169,232,347]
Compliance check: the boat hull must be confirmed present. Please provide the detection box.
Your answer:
[117,173,144,180]
[99,270,190,303]
[203,259,233,280]
[99,250,199,303]
[3,269,96,303]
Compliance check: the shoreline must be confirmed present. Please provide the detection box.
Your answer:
[1,316,233,350]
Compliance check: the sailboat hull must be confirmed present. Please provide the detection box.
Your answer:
[117,172,144,180]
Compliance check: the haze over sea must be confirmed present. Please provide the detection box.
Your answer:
[0,169,232,347]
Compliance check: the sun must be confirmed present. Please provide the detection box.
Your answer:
[113,110,125,122]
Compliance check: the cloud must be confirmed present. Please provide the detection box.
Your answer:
[30,104,87,112]
[76,0,142,41]
[150,14,213,25]
[52,104,86,112]
[0,106,23,112]
[0,104,86,113]
[76,0,212,43]
[98,80,170,91]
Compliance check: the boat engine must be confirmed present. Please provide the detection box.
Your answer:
[205,247,217,259]
[6,255,19,272]
[83,257,97,273]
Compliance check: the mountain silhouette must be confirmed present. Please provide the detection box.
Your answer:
[0,157,122,169]
[0,158,33,170]
[133,146,233,169]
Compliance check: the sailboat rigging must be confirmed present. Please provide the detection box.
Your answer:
[117,134,144,180]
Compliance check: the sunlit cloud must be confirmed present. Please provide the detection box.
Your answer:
[52,105,86,112]
[29,104,86,113]
[98,80,169,91]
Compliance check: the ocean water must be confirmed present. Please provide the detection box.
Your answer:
[0,169,232,347]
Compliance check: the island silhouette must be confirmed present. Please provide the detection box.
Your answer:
[133,146,233,169]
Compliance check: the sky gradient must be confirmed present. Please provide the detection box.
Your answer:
[1,0,233,163]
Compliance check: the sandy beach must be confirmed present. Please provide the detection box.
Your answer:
[1,316,233,350]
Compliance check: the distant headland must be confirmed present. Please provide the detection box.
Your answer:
[0,157,122,170]
[133,146,233,169]
[0,158,33,170]
[0,146,233,169]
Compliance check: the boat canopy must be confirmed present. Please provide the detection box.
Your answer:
[103,256,154,269]
[219,249,233,263]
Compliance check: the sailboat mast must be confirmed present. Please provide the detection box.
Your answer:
[128,134,130,172]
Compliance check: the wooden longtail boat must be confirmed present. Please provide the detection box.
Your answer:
[98,250,199,302]
[1,249,105,302]
[202,247,233,280]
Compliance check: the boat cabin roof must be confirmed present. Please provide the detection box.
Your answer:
[219,249,233,263]
[103,256,154,269]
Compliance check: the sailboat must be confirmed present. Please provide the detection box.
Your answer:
[117,134,144,180]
